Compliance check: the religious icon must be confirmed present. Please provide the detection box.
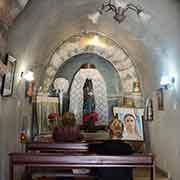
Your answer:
[83,78,95,115]
[113,107,144,141]
[109,116,123,139]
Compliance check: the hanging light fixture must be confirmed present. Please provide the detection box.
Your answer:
[88,0,151,24]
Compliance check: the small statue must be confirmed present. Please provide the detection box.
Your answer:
[109,115,123,139]
[83,78,95,116]
[82,78,97,132]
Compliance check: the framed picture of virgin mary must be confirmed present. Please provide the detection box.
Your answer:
[113,107,144,141]
[1,54,16,96]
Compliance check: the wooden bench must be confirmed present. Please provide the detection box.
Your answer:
[26,141,145,153]
[26,142,89,153]
[9,152,155,180]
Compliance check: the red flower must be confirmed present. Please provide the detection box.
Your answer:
[83,112,98,124]
[48,112,59,121]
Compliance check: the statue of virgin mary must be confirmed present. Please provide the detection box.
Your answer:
[83,78,95,116]
[69,63,108,126]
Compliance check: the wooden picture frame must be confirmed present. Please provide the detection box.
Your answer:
[1,54,16,96]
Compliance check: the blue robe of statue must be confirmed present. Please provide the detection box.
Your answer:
[83,79,95,116]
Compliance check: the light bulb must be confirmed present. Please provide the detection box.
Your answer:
[88,11,101,24]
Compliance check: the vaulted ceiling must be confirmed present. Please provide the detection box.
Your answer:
[0,0,180,93]
[4,0,179,96]
[0,0,29,56]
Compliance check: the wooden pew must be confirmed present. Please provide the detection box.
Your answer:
[26,141,145,154]
[26,142,89,153]
[9,152,155,180]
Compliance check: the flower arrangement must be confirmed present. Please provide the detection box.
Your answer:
[48,112,59,120]
[83,112,98,132]
[48,112,59,131]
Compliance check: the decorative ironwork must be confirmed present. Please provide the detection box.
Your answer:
[88,0,151,24]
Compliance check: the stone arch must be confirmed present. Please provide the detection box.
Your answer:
[43,32,139,95]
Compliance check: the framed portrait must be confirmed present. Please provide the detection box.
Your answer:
[1,54,16,96]
[113,107,144,141]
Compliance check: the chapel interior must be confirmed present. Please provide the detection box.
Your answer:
[0,0,180,180]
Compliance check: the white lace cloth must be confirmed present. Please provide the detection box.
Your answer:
[69,69,108,125]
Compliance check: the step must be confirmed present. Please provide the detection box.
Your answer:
[31,167,169,180]
[134,168,168,180]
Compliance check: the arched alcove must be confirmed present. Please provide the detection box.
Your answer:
[43,32,141,96]
[54,53,122,125]
[41,32,144,126]
[55,53,122,97]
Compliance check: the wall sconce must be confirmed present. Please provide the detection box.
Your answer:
[20,70,34,81]
[88,0,151,24]
[160,76,175,90]
[19,70,34,103]
[144,76,175,118]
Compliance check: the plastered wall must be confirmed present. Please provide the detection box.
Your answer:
[0,0,180,179]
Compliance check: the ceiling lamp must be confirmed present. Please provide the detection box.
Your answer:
[88,0,151,24]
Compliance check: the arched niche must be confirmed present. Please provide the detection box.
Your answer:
[43,32,141,96]
[41,32,144,125]
[54,53,122,125]
[55,53,122,97]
